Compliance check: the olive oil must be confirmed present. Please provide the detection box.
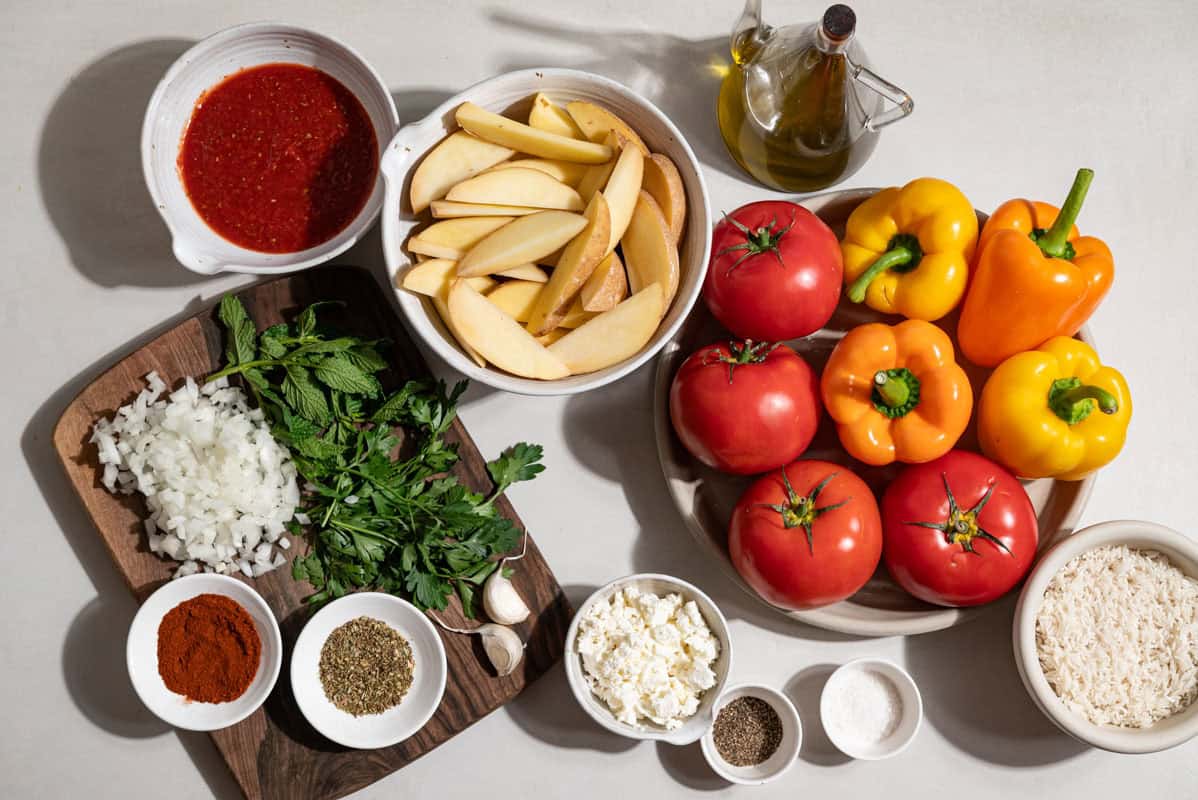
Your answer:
[718,4,912,192]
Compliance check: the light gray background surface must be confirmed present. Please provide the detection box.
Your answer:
[3,0,1195,797]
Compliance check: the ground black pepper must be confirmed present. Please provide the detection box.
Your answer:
[712,696,783,766]
[319,616,414,716]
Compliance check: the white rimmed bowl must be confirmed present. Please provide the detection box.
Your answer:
[126,573,282,731]
[290,592,446,750]
[380,68,712,396]
[700,684,801,785]
[563,573,732,744]
[1013,520,1198,754]
[820,658,922,760]
[142,22,398,275]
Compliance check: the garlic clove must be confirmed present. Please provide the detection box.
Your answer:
[483,569,531,625]
[478,623,524,676]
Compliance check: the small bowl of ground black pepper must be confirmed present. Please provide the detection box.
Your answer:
[126,573,283,731]
[700,684,801,785]
[289,592,447,749]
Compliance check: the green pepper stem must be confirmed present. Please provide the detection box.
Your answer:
[1051,382,1118,423]
[1037,168,1093,259]
[873,370,910,407]
[847,247,913,303]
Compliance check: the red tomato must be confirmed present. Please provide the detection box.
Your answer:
[670,341,820,475]
[881,451,1038,607]
[730,460,882,610]
[704,201,843,341]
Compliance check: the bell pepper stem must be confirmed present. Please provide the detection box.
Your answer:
[873,370,910,407]
[1037,168,1094,259]
[1048,378,1118,424]
[847,247,913,303]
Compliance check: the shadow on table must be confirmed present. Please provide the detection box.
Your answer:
[504,583,637,754]
[38,38,203,288]
[484,8,742,182]
[903,597,1087,767]
[783,663,851,767]
[23,292,241,800]
[559,365,861,644]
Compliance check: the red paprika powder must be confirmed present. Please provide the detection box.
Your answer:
[157,593,262,703]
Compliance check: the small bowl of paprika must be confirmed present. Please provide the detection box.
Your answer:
[126,573,283,731]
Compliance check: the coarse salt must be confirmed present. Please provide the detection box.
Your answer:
[824,668,902,747]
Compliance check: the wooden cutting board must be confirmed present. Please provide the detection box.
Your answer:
[52,266,571,800]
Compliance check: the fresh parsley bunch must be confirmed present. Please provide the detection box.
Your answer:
[209,296,545,614]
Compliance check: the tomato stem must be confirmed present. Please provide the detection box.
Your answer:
[906,474,1011,556]
[756,469,849,554]
[717,211,797,273]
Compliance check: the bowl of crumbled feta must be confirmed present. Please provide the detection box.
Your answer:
[565,573,732,744]
[1013,520,1198,754]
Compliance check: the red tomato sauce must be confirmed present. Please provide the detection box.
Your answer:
[179,63,378,253]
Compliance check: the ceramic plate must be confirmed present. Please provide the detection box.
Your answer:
[652,188,1095,637]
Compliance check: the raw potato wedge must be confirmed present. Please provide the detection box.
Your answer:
[496,263,549,282]
[457,210,587,277]
[580,252,628,312]
[432,292,487,368]
[400,258,494,296]
[456,102,612,164]
[565,100,650,156]
[485,280,544,322]
[528,93,585,139]
[486,158,587,188]
[575,131,622,202]
[600,141,644,255]
[430,200,542,218]
[447,280,570,380]
[558,297,596,329]
[410,131,514,213]
[527,193,612,335]
[447,168,583,211]
[407,216,513,260]
[549,284,666,374]
[643,153,686,243]
[621,191,680,305]
[536,329,568,346]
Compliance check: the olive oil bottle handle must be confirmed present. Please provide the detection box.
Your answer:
[851,59,914,131]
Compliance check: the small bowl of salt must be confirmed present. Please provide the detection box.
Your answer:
[820,658,922,760]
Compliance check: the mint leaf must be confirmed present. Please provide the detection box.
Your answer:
[282,366,329,424]
[314,353,382,396]
[259,324,289,359]
[345,345,389,373]
[295,301,343,339]
[218,295,257,366]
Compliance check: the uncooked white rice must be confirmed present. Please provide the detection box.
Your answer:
[1035,544,1198,728]
[90,372,299,578]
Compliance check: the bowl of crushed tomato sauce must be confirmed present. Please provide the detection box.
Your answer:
[143,23,398,275]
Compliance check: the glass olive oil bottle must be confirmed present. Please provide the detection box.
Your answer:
[718,3,913,192]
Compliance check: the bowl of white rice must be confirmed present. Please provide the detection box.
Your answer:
[1013,520,1198,753]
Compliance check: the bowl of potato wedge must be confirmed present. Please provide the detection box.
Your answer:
[381,68,711,395]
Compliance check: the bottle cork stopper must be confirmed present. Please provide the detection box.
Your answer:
[822,4,857,41]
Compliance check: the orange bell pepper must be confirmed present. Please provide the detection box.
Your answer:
[821,320,973,466]
[958,168,1114,367]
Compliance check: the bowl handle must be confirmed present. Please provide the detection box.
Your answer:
[172,239,226,275]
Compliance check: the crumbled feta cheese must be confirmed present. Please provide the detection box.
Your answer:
[576,586,721,730]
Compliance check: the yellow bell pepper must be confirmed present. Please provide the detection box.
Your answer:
[842,178,978,321]
[978,337,1131,481]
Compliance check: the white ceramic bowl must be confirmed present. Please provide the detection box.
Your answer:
[142,22,398,275]
[126,573,282,731]
[290,592,447,749]
[563,573,732,745]
[820,658,923,760]
[1013,520,1198,753]
[380,68,712,396]
[700,684,801,785]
